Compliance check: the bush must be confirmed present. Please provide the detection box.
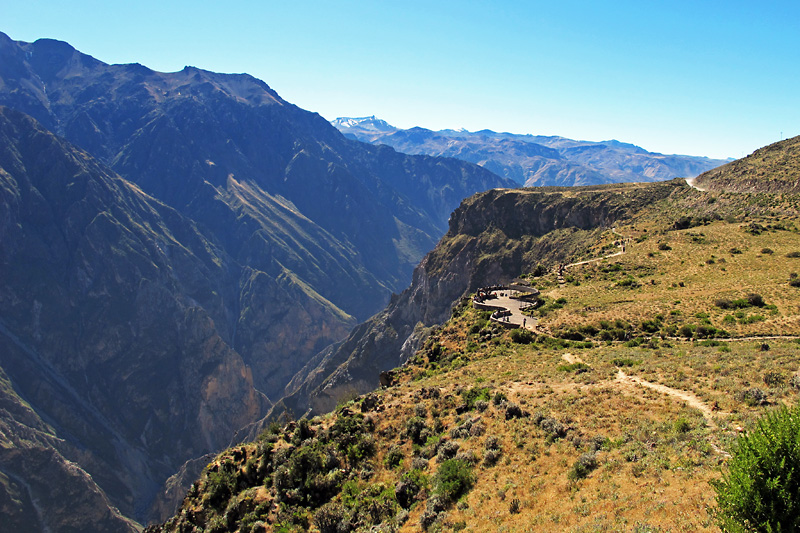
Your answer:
[510,328,534,344]
[461,386,491,410]
[674,417,692,434]
[557,362,591,373]
[713,406,800,532]
[314,501,345,533]
[763,371,786,387]
[395,469,429,509]
[612,358,641,367]
[434,459,475,502]
[436,440,460,462]
[568,452,598,481]
[737,387,768,406]
[385,445,404,469]
[404,417,429,445]
[658,242,672,251]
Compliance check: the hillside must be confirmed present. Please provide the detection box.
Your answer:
[0,31,514,402]
[333,116,729,187]
[151,137,800,531]
[0,105,270,530]
[693,135,800,194]
[0,33,514,529]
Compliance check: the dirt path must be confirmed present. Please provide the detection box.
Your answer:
[559,227,627,280]
[685,177,708,192]
[615,369,719,428]
[561,353,583,364]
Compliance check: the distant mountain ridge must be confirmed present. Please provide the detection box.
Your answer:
[333,116,730,187]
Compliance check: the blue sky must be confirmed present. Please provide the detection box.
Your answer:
[3,0,798,159]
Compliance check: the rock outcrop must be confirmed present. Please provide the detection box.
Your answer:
[275,181,681,417]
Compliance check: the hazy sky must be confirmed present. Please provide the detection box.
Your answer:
[3,1,799,159]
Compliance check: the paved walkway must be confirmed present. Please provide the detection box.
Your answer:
[475,289,537,331]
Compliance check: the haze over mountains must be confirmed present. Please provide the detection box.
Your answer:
[333,116,730,187]
[0,32,513,530]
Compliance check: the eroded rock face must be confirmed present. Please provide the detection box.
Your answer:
[278,183,681,417]
[0,33,515,529]
[0,107,270,526]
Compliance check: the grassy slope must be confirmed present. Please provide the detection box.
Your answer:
[150,177,800,533]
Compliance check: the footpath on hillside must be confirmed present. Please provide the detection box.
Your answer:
[557,227,629,284]
[559,353,730,455]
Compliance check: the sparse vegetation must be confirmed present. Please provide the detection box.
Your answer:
[154,166,800,533]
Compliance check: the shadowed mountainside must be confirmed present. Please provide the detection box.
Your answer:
[0,32,514,530]
[0,106,267,530]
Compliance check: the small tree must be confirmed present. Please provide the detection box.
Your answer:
[713,405,800,532]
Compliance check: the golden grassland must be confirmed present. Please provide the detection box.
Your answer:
[158,186,800,533]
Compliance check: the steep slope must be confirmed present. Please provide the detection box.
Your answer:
[276,181,682,417]
[0,106,271,527]
[334,116,729,187]
[0,32,515,528]
[0,31,514,402]
[693,135,800,194]
[150,150,800,532]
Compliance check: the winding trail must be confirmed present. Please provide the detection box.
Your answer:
[615,369,719,428]
[558,227,628,283]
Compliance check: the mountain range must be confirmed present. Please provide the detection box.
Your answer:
[149,135,800,532]
[0,32,513,530]
[0,29,780,532]
[333,116,730,187]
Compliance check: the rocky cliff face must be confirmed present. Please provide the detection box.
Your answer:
[0,32,515,529]
[0,106,271,528]
[277,181,682,416]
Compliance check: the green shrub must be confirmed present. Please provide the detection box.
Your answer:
[434,459,475,502]
[404,417,429,445]
[557,362,591,373]
[567,452,598,481]
[612,358,641,367]
[461,386,491,410]
[510,328,534,344]
[674,417,692,434]
[713,406,800,532]
[385,445,404,469]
